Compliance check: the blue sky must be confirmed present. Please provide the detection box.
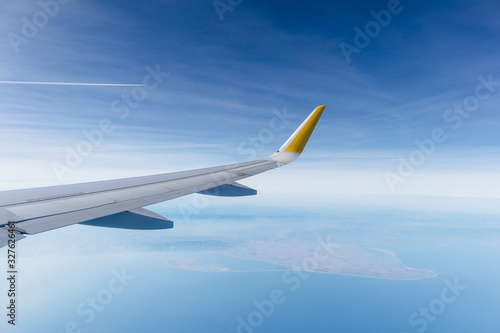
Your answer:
[1,0,500,211]
[2,2,500,332]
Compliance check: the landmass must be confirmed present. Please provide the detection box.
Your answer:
[166,239,437,280]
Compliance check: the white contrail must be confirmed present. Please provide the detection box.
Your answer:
[0,81,145,87]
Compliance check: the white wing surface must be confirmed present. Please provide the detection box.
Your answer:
[0,105,325,247]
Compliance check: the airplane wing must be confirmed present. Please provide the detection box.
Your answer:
[0,105,325,247]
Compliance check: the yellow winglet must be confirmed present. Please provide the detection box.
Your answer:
[284,105,325,153]
[270,105,325,164]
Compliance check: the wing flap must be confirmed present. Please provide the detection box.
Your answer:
[0,208,23,225]
[198,182,257,196]
[6,195,116,221]
[79,208,173,230]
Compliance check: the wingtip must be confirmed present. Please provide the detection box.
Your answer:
[282,105,325,153]
[269,105,325,164]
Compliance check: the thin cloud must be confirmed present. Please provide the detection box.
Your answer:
[0,81,144,86]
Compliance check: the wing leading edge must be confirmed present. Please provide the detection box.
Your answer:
[0,105,325,247]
